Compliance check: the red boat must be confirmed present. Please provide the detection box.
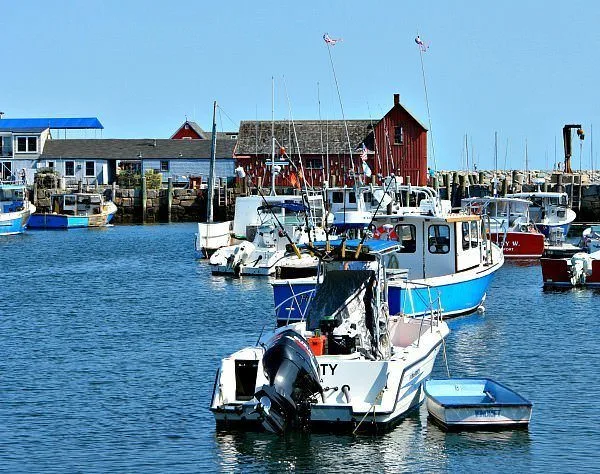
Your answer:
[489,231,546,259]
[462,197,545,259]
[541,251,600,287]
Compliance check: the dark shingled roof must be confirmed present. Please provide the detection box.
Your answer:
[41,139,236,160]
[235,120,375,155]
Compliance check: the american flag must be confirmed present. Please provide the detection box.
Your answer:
[415,35,429,52]
[323,33,340,45]
[360,143,368,161]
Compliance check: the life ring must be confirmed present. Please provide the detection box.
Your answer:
[374,225,398,241]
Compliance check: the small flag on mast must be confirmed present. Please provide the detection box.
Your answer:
[323,33,342,45]
[415,35,429,52]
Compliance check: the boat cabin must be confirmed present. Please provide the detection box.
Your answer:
[372,214,490,279]
[507,192,570,223]
[0,184,28,213]
[50,193,104,216]
[462,197,533,232]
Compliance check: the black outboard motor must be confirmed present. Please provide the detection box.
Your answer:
[254,329,323,434]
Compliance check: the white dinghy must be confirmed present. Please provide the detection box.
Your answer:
[210,239,449,434]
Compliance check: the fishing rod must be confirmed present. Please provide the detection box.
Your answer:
[353,175,398,258]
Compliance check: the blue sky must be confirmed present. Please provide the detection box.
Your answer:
[3,1,600,170]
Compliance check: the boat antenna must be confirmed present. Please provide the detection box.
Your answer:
[353,175,397,258]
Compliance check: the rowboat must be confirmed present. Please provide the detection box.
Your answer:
[424,378,532,430]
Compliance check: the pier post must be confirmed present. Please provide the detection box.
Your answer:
[444,173,452,202]
[501,177,508,197]
[167,177,173,223]
[511,170,518,193]
[557,173,563,193]
[478,171,484,185]
[142,176,147,223]
[459,174,466,204]
[543,180,548,192]
[405,176,411,206]
[433,176,439,193]
[78,180,82,193]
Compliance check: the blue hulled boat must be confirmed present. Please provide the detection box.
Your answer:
[273,212,504,322]
[0,182,36,235]
[28,192,117,229]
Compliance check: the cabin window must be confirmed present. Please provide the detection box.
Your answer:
[394,126,404,145]
[65,161,75,176]
[348,192,356,204]
[363,191,373,204]
[395,224,416,253]
[332,191,344,204]
[47,161,55,169]
[428,224,450,254]
[85,161,95,177]
[470,221,479,248]
[64,195,76,206]
[462,222,470,250]
[16,136,37,153]
[160,160,170,172]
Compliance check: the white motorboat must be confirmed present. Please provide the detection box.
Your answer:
[210,239,449,433]
[0,181,36,235]
[506,191,576,237]
[209,193,327,276]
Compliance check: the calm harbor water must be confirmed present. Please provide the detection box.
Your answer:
[1,223,599,472]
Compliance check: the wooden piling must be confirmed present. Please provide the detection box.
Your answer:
[167,177,173,223]
[478,171,484,185]
[444,173,452,202]
[142,176,147,223]
[501,177,508,197]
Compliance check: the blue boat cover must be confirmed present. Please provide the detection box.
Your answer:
[259,201,307,212]
[0,117,103,131]
[306,238,400,255]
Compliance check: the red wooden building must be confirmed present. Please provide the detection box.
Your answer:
[234,93,428,188]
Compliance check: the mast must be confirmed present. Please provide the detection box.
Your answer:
[271,76,276,195]
[206,100,218,223]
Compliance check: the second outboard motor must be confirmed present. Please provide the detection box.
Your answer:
[254,329,323,434]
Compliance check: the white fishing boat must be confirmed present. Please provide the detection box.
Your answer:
[424,378,533,430]
[0,181,36,235]
[211,239,449,433]
[209,193,327,276]
[506,191,576,237]
[581,225,600,253]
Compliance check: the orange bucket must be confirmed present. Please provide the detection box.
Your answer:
[308,335,327,356]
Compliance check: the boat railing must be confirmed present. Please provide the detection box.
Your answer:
[399,279,444,347]
[274,283,316,325]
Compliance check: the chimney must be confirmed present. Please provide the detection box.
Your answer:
[393,93,400,106]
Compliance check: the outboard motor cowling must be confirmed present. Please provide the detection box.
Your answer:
[254,329,322,434]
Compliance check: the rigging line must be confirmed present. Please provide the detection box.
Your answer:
[417,39,437,171]
[216,104,238,128]
[283,76,312,191]
[380,104,395,178]
[325,41,356,180]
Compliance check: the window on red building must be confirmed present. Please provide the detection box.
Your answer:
[394,126,404,145]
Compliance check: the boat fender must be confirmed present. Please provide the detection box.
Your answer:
[341,385,352,403]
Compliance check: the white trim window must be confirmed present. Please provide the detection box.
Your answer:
[85,161,95,177]
[16,136,38,153]
[160,160,169,172]
[65,161,75,177]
